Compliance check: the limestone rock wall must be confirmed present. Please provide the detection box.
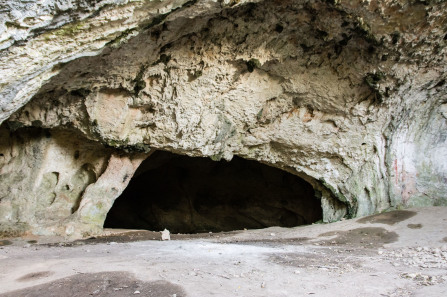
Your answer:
[0,0,446,237]
[0,0,209,124]
[0,126,146,237]
[0,127,111,236]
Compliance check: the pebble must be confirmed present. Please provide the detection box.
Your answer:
[161,229,170,241]
[384,246,447,269]
[401,272,444,286]
[134,290,140,294]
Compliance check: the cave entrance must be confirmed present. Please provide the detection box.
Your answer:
[104,151,322,233]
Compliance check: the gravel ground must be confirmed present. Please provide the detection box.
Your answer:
[0,207,446,296]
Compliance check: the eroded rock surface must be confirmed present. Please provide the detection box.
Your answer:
[0,0,446,237]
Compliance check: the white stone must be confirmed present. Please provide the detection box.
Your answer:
[161,229,171,241]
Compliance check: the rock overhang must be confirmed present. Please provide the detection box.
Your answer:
[0,0,446,237]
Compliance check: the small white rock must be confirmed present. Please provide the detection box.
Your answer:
[161,229,171,241]
[134,290,140,294]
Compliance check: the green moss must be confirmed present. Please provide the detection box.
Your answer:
[319,178,356,218]
[246,59,261,73]
[319,178,347,203]
[35,172,59,207]
[82,203,106,225]
[6,121,24,132]
[0,223,29,238]
[407,195,437,207]
[31,120,43,127]
[104,138,151,153]
[365,72,385,87]
[215,117,234,143]
[192,70,202,78]
[52,21,88,38]
[434,196,447,206]
[210,154,223,161]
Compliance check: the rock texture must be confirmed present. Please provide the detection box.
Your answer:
[0,0,446,237]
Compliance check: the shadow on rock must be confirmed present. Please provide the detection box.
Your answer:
[356,210,417,225]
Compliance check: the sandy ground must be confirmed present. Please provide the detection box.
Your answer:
[0,207,446,297]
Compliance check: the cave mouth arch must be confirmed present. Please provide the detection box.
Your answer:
[104,151,323,233]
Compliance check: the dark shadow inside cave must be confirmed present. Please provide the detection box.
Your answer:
[104,151,322,233]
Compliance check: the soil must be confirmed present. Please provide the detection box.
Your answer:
[0,240,12,246]
[408,224,423,229]
[45,230,243,247]
[317,227,399,248]
[1,207,447,297]
[1,272,186,297]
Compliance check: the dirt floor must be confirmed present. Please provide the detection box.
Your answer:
[0,207,446,296]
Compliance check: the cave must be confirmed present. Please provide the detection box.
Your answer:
[104,151,322,233]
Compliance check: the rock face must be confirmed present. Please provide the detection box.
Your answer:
[0,0,446,238]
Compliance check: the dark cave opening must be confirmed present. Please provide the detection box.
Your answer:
[104,151,323,233]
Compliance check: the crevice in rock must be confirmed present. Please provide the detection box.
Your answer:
[104,150,323,233]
